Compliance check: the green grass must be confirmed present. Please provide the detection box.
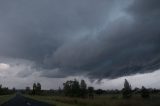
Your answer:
[25,94,160,106]
[0,95,15,105]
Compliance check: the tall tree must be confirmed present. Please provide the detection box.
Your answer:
[80,80,87,98]
[88,87,94,99]
[32,82,42,95]
[63,80,73,96]
[72,79,80,97]
[122,79,132,98]
[37,83,41,94]
[32,83,36,95]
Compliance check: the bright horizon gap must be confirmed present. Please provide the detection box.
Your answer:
[0,68,160,90]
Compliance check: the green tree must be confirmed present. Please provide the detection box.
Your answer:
[88,87,94,99]
[72,79,80,97]
[122,79,132,98]
[63,79,82,97]
[32,83,36,95]
[80,80,87,98]
[32,82,42,95]
[63,80,73,96]
[37,83,41,94]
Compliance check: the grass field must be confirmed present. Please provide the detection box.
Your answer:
[25,94,160,106]
[0,95,15,105]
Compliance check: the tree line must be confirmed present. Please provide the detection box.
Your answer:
[0,79,159,99]
[22,79,159,99]
[0,84,15,95]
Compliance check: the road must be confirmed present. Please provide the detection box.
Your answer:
[1,94,54,106]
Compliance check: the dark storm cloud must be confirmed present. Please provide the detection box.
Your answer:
[0,0,113,61]
[0,0,160,79]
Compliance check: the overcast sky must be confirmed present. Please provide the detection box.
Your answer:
[0,0,160,89]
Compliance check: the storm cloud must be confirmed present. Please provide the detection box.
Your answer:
[0,0,160,79]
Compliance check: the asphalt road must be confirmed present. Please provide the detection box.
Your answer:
[1,94,54,106]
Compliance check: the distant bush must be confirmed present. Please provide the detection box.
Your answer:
[141,86,150,98]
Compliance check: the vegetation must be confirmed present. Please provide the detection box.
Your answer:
[0,95,15,105]
[0,84,16,105]
[22,79,160,106]
[63,79,93,98]
[0,79,157,106]
[32,82,42,95]
[141,86,150,98]
[0,85,15,95]
[122,79,132,98]
[26,94,160,106]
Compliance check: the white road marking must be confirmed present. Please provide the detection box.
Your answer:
[26,102,31,106]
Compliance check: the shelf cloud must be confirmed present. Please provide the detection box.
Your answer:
[0,0,160,79]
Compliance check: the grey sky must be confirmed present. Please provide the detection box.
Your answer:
[0,0,160,89]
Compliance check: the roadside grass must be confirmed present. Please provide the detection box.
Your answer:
[25,94,160,106]
[0,95,15,105]
[26,95,75,106]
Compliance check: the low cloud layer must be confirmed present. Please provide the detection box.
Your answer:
[0,0,160,79]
